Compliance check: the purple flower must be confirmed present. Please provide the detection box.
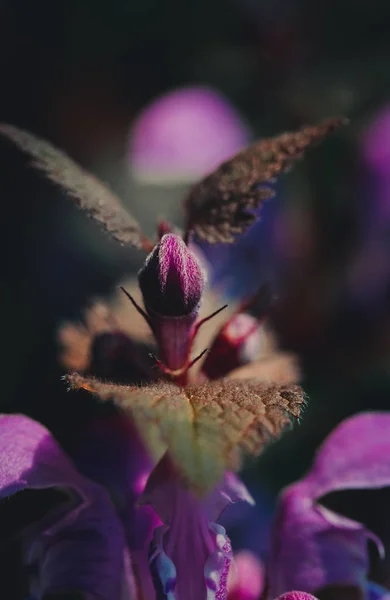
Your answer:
[60,235,303,600]
[0,414,135,599]
[0,118,343,600]
[129,86,250,185]
[0,411,260,600]
[140,453,254,600]
[268,412,390,599]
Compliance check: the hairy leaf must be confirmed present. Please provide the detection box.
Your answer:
[0,123,144,248]
[67,374,305,492]
[184,117,347,243]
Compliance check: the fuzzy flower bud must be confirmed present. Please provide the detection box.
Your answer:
[138,234,206,373]
[139,234,205,317]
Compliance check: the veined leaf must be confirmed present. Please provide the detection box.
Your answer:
[0,123,144,248]
[67,374,305,493]
[184,117,347,243]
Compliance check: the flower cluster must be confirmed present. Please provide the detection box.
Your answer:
[64,232,305,599]
[0,120,346,599]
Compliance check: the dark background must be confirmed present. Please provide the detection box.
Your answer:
[2,0,390,591]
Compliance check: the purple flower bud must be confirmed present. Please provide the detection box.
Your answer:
[138,234,205,374]
[139,234,205,317]
[129,86,250,185]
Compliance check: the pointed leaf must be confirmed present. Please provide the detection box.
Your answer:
[184,117,346,243]
[67,374,305,493]
[0,123,144,248]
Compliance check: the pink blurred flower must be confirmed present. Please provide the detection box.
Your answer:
[129,86,250,185]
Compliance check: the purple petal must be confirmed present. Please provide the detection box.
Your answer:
[269,412,390,597]
[269,484,370,596]
[142,455,246,600]
[141,455,253,525]
[0,414,87,496]
[70,413,158,547]
[203,471,255,523]
[303,412,390,497]
[0,414,134,600]
[70,413,159,599]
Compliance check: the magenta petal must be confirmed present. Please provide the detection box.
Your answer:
[303,412,390,496]
[0,414,134,600]
[0,414,88,496]
[269,412,390,597]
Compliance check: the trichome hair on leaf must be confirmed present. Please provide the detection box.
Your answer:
[0,123,146,249]
[184,117,347,243]
[66,373,305,493]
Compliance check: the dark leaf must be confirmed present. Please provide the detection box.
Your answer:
[0,124,144,248]
[184,117,347,243]
[67,374,305,493]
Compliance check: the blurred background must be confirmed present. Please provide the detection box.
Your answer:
[2,0,390,591]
